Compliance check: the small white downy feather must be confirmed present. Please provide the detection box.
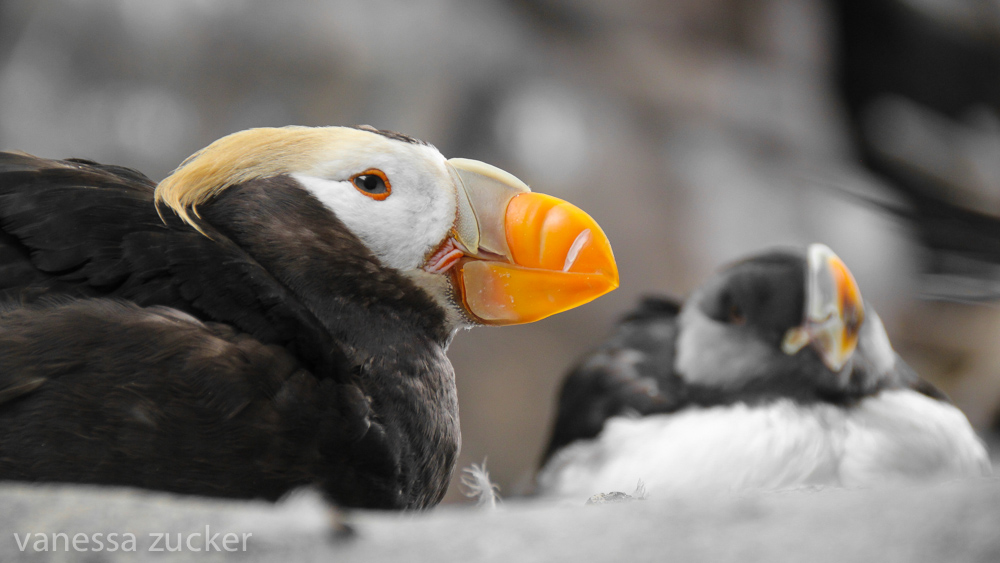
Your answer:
[460,459,502,509]
[537,389,991,501]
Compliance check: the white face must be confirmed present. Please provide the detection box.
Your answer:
[673,289,778,388]
[291,133,457,272]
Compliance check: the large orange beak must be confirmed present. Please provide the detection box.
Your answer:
[443,158,619,325]
[781,243,865,371]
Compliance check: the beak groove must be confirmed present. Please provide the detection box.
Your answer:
[563,229,591,272]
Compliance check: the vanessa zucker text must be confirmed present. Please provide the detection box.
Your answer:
[12,526,253,553]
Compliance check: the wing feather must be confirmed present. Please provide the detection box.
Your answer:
[541,295,686,465]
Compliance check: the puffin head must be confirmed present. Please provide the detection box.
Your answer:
[154,125,618,330]
[674,243,868,396]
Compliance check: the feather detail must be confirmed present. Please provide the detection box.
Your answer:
[633,479,647,500]
[459,459,501,509]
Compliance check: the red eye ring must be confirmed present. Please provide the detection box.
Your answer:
[350,169,391,201]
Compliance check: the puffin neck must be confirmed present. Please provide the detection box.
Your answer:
[679,353,902,409]
[196,175,452,356]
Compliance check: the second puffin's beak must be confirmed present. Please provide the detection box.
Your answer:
[781,243,865,371]
[444,158,619,325]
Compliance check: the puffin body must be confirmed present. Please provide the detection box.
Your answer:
[538,245,989,499]
[0,126,618,509]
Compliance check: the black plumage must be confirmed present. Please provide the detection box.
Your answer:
[541,296,682,463]
[0,152,457,509]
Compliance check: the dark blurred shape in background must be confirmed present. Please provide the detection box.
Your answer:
[833,0,1000,296]
[0,0,997,502]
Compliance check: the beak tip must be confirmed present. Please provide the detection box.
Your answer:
[598,272,620,292]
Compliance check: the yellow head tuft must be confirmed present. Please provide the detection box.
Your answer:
[154,126,371,234]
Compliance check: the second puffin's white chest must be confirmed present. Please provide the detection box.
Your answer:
[537,390,990,500]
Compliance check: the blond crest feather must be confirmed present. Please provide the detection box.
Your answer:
[154,126,372,234]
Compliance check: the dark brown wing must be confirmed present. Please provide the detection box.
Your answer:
[0,298,388,503]
[0,152,342,375]
[0,153,409,506]
[541,296,687,466]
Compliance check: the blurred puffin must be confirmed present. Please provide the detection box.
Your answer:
[538,244,988,499]
[0,125,618,509]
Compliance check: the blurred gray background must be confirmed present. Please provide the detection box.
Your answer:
[1,0,998,504]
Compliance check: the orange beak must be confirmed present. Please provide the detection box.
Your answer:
[443,159,619,325]
[781,243,865,371]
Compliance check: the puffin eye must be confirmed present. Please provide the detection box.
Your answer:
[728,304,746,325]
[351,169,391,200]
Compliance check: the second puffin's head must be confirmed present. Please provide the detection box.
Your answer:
[155,125,619,330]
[675,244,868,394]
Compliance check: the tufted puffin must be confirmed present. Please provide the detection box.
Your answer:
[538,244,988,500]
[0,125,618,509]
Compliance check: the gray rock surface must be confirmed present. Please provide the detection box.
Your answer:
[2,479,999,562]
